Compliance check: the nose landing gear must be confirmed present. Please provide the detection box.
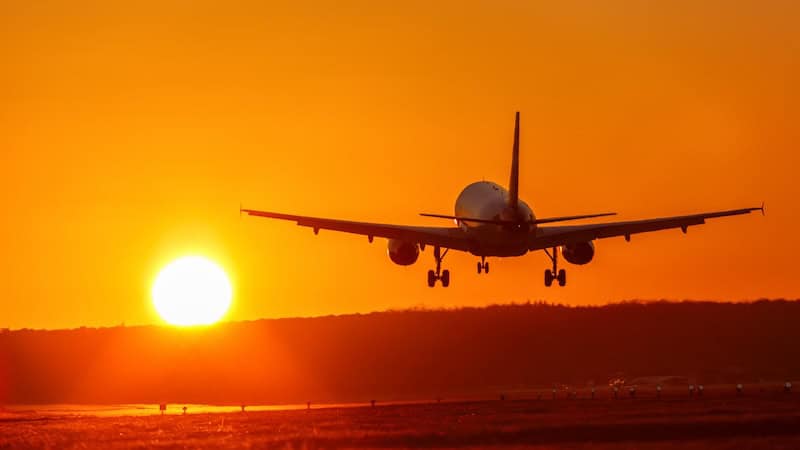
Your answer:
[544,247,567,287]
[427,246,450,287]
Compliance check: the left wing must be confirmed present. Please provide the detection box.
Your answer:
[241,208,474,252]
[530,206,764,250]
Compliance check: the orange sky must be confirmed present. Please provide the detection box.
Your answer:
[1,1,798,329]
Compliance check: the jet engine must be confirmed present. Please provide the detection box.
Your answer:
[561,241,595,265]
[387,239,419,265]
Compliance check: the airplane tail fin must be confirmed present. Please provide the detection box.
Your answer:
[508,111,520,210]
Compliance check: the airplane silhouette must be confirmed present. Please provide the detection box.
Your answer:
[243,112,763,287]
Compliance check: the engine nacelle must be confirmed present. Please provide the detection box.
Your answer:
[387,239,419,266]
[561,241,595,265]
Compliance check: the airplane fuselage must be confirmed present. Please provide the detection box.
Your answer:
[454,181,535,257]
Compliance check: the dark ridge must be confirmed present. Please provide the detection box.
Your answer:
[1,300,798,404]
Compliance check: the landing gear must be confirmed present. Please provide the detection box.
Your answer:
[477,256,489,274]
[427,246,450,287]
[543,247,567,287]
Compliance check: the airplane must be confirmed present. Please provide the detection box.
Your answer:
[242,112,764,288]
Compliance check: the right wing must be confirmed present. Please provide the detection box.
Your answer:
[531,206,764,250]
[241,208,474,252]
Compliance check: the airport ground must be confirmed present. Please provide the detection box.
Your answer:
[2,385,799,449]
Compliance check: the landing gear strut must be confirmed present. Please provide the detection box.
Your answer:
[476,256,489,274]
[427,246,450,287]
[543,247,566,287]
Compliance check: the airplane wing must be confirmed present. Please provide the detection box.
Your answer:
[530,206,764,250]
[241,208,473,251]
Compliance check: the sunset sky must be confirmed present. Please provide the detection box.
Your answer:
[2,1,798,329]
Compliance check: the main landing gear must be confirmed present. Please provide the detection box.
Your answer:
[544,247,566,287]
[477,256,489,274]
[427,246,450,287]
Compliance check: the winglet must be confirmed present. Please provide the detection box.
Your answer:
[760,201,766,216]
[508,111,520,210]
[239,203,243,218]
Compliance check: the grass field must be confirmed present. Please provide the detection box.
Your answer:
[2,390,800,449]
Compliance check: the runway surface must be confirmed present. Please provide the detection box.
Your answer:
[2,387,799,449]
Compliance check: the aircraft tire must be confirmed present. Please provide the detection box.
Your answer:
[441,270,450,287]
[427,270,436,287]
[544,269,553,287]
[557,269,566,287]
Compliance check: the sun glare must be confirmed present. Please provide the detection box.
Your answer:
[152,256,232,326]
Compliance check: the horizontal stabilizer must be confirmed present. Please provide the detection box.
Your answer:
[420,212,616,225]
[532,212,617,224]
[420,213,514,225]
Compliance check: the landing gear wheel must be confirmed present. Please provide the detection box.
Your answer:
[428,246,451,287]
[427,270,436,287]
[543,247,567,287]
[477,258,489,275]
[557,269,567,287]
[544,269,554,287]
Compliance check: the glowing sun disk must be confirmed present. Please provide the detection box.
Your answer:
[152,256,232,326]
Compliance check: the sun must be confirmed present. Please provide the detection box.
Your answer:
[152,256,232,326]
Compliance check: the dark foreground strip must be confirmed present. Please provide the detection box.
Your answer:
[274,417,800,448]
[0,417,52,424]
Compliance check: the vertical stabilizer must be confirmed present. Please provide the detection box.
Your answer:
[508,111,520,210]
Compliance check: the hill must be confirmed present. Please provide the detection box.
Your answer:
[1,300,798,404]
